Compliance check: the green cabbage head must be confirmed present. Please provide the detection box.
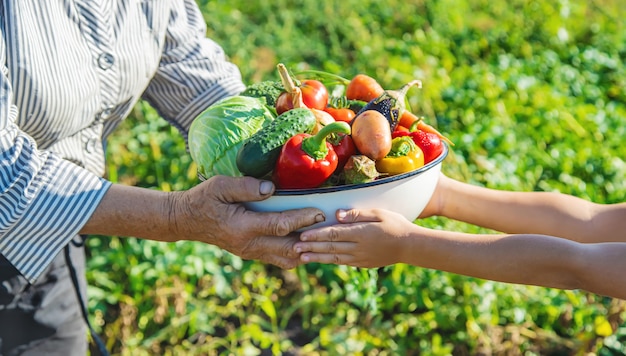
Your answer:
[189,95,275,178]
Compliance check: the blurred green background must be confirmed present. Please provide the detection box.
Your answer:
[87,0,626,354]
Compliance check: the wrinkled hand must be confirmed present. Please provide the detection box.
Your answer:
[171,175,325,269]
[294,208,417,268]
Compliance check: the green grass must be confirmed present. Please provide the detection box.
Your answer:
[88,0,626,354]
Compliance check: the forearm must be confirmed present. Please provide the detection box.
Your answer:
[401,227,626,299]
[438,176,625,242]
[82,176,325,270]
[80,184,179,243]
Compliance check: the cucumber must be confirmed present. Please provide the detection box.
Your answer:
[236,108,316,178]
[240,80,284,107]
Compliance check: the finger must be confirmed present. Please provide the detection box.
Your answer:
[300,252,357,265]
[243,235,302,269]
[245,208,325,237]
[294,241,357,254]
[336,208,384,224]
[256,234,302,259]
[208,176,275,203]
[263,255,301,270]
[300,224,363,243]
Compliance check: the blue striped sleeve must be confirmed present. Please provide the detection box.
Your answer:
[0,54,111,284]
[141,0,246,136]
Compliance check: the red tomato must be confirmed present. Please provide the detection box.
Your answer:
[393,130,443,164]
[415,131,443,164]
[276,80,329,114]
[324,107,356,123]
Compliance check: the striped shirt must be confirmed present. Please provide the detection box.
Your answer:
[0,0,245,283]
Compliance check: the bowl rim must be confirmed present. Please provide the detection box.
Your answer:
[273,142,449,196]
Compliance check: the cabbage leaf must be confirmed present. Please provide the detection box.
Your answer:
[189,96,275,178]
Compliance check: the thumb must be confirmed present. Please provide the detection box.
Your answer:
[208,176,275,203]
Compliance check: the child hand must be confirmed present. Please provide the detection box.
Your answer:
[294,208,418,267]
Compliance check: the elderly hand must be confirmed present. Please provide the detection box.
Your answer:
[171,175,325,269]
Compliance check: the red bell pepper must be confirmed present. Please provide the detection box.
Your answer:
[392,127,443,165]
[327,132,357,172]
[274,121,352,189]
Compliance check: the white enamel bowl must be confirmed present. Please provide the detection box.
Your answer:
[244,143,448,230]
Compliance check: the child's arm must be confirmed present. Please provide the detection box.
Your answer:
[294,175,626,299]
[426,174,626,243]
[295,209,626,299]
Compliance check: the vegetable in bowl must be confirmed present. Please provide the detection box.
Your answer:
[245,143,448,230]
[189,64,452,191]
[188,95,275,179]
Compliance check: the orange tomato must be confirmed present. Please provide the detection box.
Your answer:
[345,74,385,102]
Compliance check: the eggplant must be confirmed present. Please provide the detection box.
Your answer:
[353,80,422,131]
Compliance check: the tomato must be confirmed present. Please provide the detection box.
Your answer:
[413,131,444,164]
[276,79,329,114]
[345,74,385,102]
[324,107,356,123]
[392,130,443,164]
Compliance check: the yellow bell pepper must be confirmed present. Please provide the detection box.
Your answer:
[375,136,424,175]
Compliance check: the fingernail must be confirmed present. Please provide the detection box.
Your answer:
[260,181,273,195]
[295,247,301,253]
[300,234,308,241]
[301,254,310,262]
[337,209,347,220]
[315,213,325,223]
